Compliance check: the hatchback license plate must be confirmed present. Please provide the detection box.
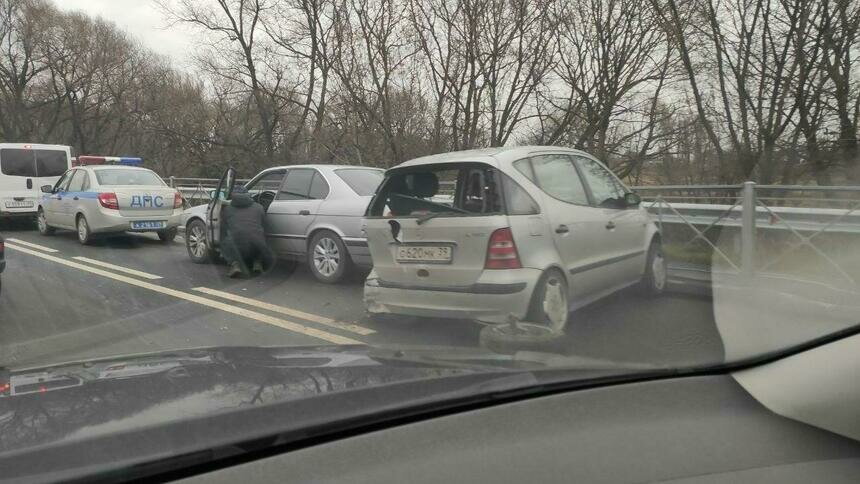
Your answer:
[396,245,452,263]
[131,221,166,230]
[4,201,33,208]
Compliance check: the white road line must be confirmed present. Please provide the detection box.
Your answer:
[193,287,376,336]
[5,243,363,345]
[5,238,59,253]
[72,257,163,280]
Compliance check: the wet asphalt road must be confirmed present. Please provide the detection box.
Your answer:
[0,219,722,369]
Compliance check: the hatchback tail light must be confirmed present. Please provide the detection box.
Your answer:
[174,191,183,209]
[485,227,522,269]
[0,240,4,253]
[98,192,119,210]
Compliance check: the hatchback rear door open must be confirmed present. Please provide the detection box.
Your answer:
[365,163,511,288]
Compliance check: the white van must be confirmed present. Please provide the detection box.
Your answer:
[0,143,72,218]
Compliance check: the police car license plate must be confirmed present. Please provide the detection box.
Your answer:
[4,201,33,208]
[396,245,452,263]
[131,221,166,230]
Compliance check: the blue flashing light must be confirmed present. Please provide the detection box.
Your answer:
[117,157,143,166]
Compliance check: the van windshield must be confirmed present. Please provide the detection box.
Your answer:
[0,148,68,177]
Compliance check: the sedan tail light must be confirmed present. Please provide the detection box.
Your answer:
[174,191,183,209]
[485,227,522,269]
[98,192,119,210]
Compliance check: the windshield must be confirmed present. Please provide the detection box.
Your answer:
[0,0,859,479]
[94,169,164,186]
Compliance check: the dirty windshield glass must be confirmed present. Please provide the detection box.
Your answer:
[0,0,859,479]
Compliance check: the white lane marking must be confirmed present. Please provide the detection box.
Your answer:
[5,238,59,253]
[193,287,376,336]
[5,243,362,345]
[72,256,163,280]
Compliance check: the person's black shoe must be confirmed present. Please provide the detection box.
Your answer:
[228,261,243,278]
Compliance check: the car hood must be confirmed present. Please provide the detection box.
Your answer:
[0,345,546,454]
[0,345,664,480]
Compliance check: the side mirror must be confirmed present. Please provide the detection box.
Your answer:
[41,185,53,194]
[624,192,641,207]
[208,190,217,200]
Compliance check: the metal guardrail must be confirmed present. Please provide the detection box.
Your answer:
[166,173,857,287]
[633,182,860,289]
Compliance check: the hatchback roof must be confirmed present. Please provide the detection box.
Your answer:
[265,164,384,171]
[394,146,586,168]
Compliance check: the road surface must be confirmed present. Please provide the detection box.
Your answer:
[0,219,723,369]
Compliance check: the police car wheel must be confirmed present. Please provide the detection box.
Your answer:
[157,228,177,243]
[76,215,93,245]
[308,230,351,284]
[37,209,55,236]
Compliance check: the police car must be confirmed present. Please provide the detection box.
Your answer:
[36,156,183,244]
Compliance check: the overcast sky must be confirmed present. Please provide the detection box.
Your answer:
[56,0,196,68]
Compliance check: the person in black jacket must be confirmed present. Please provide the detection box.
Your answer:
[221,186,274,278]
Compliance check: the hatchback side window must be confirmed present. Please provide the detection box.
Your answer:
[527,154,589,205]
[80,171,91,191]
[574,156,625,208]
[277,169,315,200]
[67,170,86,192]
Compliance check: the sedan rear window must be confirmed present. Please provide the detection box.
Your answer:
[95,169,164,186]
[335,168,384,196]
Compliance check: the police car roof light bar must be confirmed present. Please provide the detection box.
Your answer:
[76,155,143,167]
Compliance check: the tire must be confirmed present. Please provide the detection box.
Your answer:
[308,230,351,284]
[157,227,178,243]
[526,268,570,333]
[638,239,667,296]
[37,209,55,235]
[185,219,214,264]
[479,322,565,354]
[76,215,93,245]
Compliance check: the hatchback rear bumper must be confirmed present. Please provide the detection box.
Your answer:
[364,268,542,324]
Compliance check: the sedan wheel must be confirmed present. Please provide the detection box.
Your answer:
[185,220,212,264]
[308,230,351,284]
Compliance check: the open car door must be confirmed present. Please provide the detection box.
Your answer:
[206,166,236,250]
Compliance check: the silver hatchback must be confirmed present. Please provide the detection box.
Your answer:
[364,147,666,333]
[183,165,384,283]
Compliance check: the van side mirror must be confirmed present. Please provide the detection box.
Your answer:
[624,192,641,207]
[41,185,53,194]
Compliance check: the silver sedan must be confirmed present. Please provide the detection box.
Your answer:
[37,166,182,244]
[182,164,384,283]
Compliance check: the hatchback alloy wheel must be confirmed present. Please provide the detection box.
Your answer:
[542,275,568,333]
